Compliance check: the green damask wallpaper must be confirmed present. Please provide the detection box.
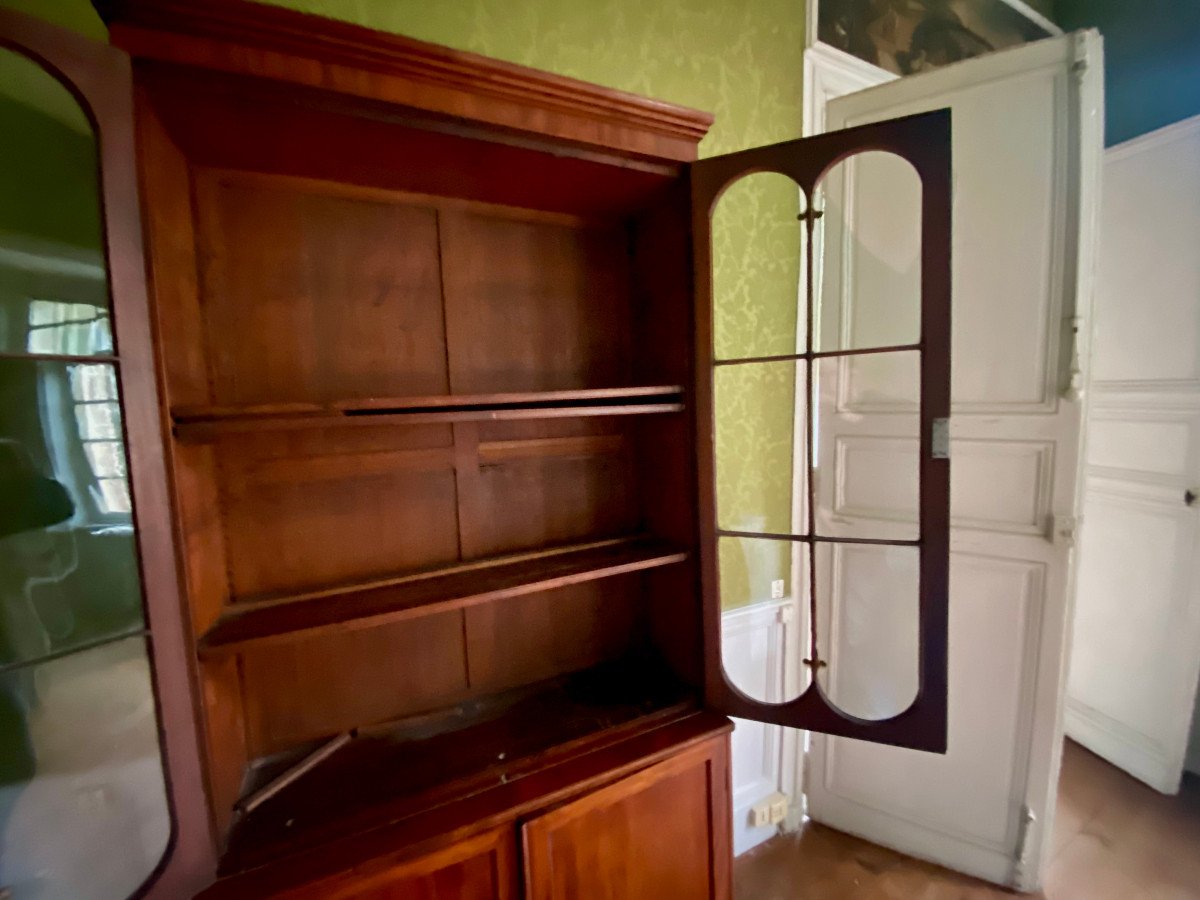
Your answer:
[5,0,806,609]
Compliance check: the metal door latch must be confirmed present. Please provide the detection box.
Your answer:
[932,418,950,459]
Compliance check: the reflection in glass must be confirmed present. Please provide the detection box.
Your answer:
[814,151,922,353]
[719,535,810,703]
[715,361,805,536]
[813,353,920,541]
[0,637,169,899]
[1,358,142,669]
[814,542,919,721]
[0,50,109,358]
[712,172,805,361]
[0,48,170,897]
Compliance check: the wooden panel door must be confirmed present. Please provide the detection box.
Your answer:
[522,737,731,900]
[270,827,517,900]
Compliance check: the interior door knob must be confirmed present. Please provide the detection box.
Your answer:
[1186,489,1198,507]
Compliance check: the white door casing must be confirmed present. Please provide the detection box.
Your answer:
[1066,114,1200,794]
[802,32,1104,890]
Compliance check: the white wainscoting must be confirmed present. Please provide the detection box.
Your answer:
[722,596,800,856]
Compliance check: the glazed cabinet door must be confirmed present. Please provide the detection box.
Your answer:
[0,8,209,897]
[521,737,731,900]
[693,110,953,750]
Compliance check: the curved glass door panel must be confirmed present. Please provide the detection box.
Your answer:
[711,172,805,362]
[0,637,168,899]
[813,151,923,354]
[0,49,110,358]
[714,360,806,537]
[813,542,919,721]
[0,45,170,899]
[694,109,951,751]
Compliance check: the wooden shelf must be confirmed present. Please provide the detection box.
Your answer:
[220,658,699,874]
[199,537,687,655]
[172,386,684,441]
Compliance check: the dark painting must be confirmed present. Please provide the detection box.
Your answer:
[818,0,1053,75]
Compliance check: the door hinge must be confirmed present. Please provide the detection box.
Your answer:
[1013,804,1038,883]
[1048,514,1079,547]
[1063,315,1085,401]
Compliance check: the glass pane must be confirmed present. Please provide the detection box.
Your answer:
[814,542,919,721]
[712,172,805,360]
[812,352,920,541]
[0,49,109,357]
[719,535,811,703]
[0,636,169,898]
[715,361,805,536]
[1,357,142,669]
[814,151,922,353]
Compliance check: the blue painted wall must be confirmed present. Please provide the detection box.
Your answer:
[1055,0,1200,146]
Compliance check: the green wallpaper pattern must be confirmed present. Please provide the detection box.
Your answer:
[6,0,806,609]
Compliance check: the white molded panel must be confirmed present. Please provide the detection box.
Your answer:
[820,555,1043,873]
[1067,481,1200,790]
[1086,412,1194,480]
[1091,118,1200,389]
[833,436,1052,535]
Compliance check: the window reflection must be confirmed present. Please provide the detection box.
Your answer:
[0,45,169,899]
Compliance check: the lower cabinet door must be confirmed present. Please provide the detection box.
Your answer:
[521,736,731,900]
[276,826,517,900]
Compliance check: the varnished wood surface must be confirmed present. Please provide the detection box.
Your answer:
[733,740,1200,899]
[113,1,714,889]
[270,827,518,900]
[522,734,731,900]
[173,386,683,421]
[199,538,685,653]
[205,712,730,891]
[99,0,713,164]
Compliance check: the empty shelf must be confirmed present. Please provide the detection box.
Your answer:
[199,537,688,654]
[172,386,684,441]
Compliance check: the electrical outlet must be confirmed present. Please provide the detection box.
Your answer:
[750,792,790,829]
[769,795,788,825]
[750,802,771,828]
[771,579,785,599]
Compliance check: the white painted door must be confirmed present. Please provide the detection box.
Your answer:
[1065,115,1200,794]
[803,33,1104,890]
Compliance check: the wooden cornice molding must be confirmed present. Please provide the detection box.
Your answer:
[96,0,714,162]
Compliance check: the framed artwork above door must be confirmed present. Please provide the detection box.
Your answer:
[805,0,1061,78]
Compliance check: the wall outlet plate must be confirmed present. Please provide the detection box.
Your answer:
[771,579,785,599]
[750,792,790,829]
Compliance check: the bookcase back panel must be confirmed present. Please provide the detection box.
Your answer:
[239,610,471,757]
[464,576,644,692]
[440,212,634,393]
[194,170,450,407]
[473,453,638,558]
[217,425,460,599]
